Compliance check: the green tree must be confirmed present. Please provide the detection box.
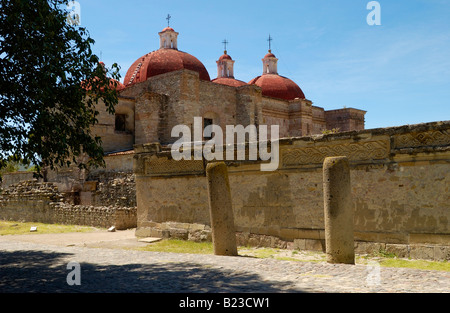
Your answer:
[0,0,121,177]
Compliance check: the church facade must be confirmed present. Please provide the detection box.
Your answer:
[93,26,366,156]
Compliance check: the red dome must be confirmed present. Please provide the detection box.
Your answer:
[219,53,232,61]
[264,52,276,59]
[161,27,175,32]
[248,74,305,101]
[82,77,125,91]
[112,79,126,91]
[212,77,247,87]
[124,49,210,86]
[83,62,125,91]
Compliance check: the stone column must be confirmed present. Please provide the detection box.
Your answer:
[206,162,238,256]
[323,156,355,264]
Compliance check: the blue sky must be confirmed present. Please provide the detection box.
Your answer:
[76,0,450,130]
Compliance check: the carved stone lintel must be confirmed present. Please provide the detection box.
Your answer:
[393,130,450,150]
[282,140,389,166]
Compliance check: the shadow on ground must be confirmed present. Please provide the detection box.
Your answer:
[0,250,305,293]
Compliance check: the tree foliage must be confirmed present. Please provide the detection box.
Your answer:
[0,0,121,175]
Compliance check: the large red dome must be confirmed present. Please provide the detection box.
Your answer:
[248,74,305,101]
[124,49,210,86]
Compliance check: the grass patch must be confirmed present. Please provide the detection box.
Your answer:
[356,249,450,272]
[137,239,214,255]
[0,220,99,236]
[378,258,449,272]
[238,247,279,259]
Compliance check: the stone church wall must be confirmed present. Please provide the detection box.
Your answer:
[325,108,366,132]
[133,121,450,260]
[113,69,367,150]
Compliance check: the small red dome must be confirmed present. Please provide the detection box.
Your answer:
[264,52,276,59]
[85,62,125,91]
[212,77,247,87]
[161,27,175,32]
[82,77,125,92]
[111,79,126,91]
[248,74,305,100]
[98,78,125,91]
[219,53,232,61]
[124,49,210,86]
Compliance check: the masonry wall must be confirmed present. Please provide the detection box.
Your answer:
[0,180,136,229]
[133,121,450,260]
[0,171,36,189]
[325,108,366,132]
[92,98,135,153]
[117,69,364,149]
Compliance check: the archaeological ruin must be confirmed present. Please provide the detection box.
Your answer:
[0,25,448,261]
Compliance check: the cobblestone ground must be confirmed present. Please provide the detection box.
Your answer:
[1,236,448,294]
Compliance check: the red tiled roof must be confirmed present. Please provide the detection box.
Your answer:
[264,52,276,59]
[124,49,210,86]
[81,77,125,91]
[82,62,125,91]
[248,74,305,101]
[161,27,175,32]
[219,53,232,61]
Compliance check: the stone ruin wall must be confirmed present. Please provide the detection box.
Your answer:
[133,121,450,261]
[0,165,137,230]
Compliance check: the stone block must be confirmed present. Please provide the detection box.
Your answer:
[293,239,306,250]
[323,156,355,264]
[409,245,435,260]
[305,239,325,252]
[433,246,450,261]
[169,228,189,240]
[354,241,385,255]
[385,244,409,258]
[206,162,238,256]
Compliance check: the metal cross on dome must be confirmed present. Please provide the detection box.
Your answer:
[166,14,171,27]
[267,34,273,51]
[222,39,229,52]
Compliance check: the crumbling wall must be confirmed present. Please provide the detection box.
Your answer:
[0,181,62,223]
[51,203,136,230]
[0,171,37,189]
[90,172,136,208]
[0,180,136,230]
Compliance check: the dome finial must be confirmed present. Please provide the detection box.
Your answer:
[267,34,273,52]
[222,39,229,55]
[217,41,235,79]
[159,19,178,49]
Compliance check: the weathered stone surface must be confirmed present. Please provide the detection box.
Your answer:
[323,156,355,264]
[282,139,389,166]
[133,121,450,260]
[0,181,136,230]
[206,162,238,256]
